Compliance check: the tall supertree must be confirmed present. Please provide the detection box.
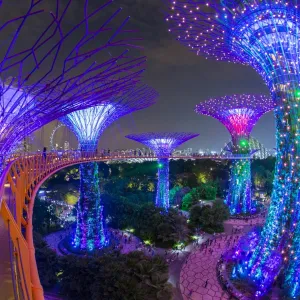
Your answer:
[61,85,158,251]
[196,95,274,215]
[165,0,300,296]
[126,133,199,209]
[0,0,146,165]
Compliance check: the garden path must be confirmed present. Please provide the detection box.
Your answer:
[180,234,242,300]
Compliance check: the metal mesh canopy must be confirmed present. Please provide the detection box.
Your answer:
[196,95,275,137]
[0,0,146,156]
[61,85,158,150]
[165,0,300,89]
[126,132,199,156]
[221,136,270,159]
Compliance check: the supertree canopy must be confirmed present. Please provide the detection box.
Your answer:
[61,85,158,251]
[165,0,300,297]
[61,84,158,151]
[126,132,199,209]
[196,95,274,215]
[0,0,146,163]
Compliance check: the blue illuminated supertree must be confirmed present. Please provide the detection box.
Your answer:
[126,132,199,209]
[0,0,146,164]
[165,0,300,296]
[61,85,158,251]
[196,95,274,215]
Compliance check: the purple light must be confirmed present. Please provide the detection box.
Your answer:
[61,85,158,250]
[0,0,146,161]
[196,95,275,143]
[126,132,199,209]
[196,94,274,215]
[165,1,300,296]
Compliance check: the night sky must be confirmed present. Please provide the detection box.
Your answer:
[33,0,275,152]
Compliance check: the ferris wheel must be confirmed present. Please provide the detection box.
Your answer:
[49,123,78,151]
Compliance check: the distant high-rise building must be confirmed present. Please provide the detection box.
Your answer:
[64,141,70,151]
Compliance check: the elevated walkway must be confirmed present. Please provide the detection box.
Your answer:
[0,150,252,299]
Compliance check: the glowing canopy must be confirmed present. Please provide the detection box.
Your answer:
[196,94,275,138]
[61,85,158,151]
[126,132,199,156]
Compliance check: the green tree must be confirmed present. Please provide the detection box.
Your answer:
[156,209,189,245]
[169,186,190,206]
[181,192,196,211]
[102,194,140,229]
[189,200,230,233]
[181,184,217,211]
[59,252,172,300]
[200,183,217,200]
[33,196,59,235]
[251,157,275,196]
[34,232,59,288]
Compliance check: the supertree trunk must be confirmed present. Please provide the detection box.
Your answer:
[241,91,300,297]
[74,162,106,251]
[226,158,252,215]
[156,158,170,209]
[126,133,199,211]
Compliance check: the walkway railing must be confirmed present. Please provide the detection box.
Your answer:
[0,150,253,300]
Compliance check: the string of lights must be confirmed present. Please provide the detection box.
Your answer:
[165,1,300,296]
[0,0,147,163]
[196,95,274,215]
[126,132,199,209]
[61,85,158,251]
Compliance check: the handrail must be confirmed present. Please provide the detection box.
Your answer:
[7,220,18,300]
[17,238,31,300]
[5,150,253,163]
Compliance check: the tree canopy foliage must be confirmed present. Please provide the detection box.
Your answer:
[33,196,60,235]
[102,194,189,247]
[34,232,172,299]
[251,157,275,196]
[181,184,217,211]
[59,251,172,300]
[189,200,230,233]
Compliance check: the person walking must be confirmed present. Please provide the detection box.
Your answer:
[42,147,47,160]
[204,279,209,288]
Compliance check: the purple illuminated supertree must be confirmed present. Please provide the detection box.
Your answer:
[165,0,300,296]
[196,95,274,215]
[61,85,158,251]
[0,0,146,165]
[126,132,199,209]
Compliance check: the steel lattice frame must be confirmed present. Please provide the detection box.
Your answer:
[196,95,274,215]
[0,0,146,163]
[165,0,300,297]
[61,84,158,151]
[61,85,158,251]
[126,132,199,209]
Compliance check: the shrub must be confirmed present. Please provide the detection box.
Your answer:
[189,200,230,233]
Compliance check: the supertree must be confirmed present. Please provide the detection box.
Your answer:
[61,85,158,251]
[196,95,274,215]
[165,0,300,296]
[0,0,146,166]
[126,132,199,209]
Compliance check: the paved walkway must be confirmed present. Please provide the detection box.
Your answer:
[0,185,18,300]
[180,234,241,300]
[223,216,265,234]
[44,229,141,255]
[44,229,71,256]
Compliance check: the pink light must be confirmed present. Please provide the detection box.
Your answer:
[228,114,251,136]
